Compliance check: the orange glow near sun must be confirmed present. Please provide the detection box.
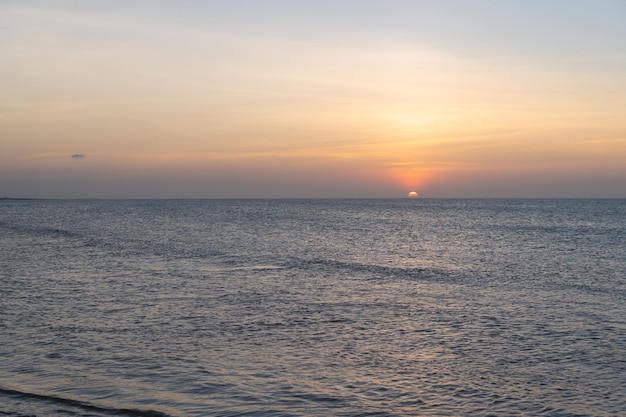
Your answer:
[408,191,418,198]
[386,165,434,194]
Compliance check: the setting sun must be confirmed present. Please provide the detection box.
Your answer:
[408,191,419,198]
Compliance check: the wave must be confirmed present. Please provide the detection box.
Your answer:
[0,220,228,261]
[0,221,82,240]
[0,387,171,417]
[1,218,469,287]
[283,256,466,283]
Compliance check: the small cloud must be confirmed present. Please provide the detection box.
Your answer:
[71,154,85,160]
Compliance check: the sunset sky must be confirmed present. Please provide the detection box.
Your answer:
[2,0,625,198]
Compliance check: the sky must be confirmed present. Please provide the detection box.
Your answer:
[1,0,626,198]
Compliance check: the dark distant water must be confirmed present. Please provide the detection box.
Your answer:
[1,199,625,416]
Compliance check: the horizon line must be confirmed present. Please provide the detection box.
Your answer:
[2,197,625,201]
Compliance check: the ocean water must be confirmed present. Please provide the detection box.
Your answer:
[0,198,624,417]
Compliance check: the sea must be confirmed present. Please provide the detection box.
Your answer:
[0,198,624,417]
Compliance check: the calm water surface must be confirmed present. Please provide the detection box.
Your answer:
[1,199,625,416]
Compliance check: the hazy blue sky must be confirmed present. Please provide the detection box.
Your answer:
[2,0,625,198]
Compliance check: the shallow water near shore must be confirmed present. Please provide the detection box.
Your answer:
[1,199,625,416]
